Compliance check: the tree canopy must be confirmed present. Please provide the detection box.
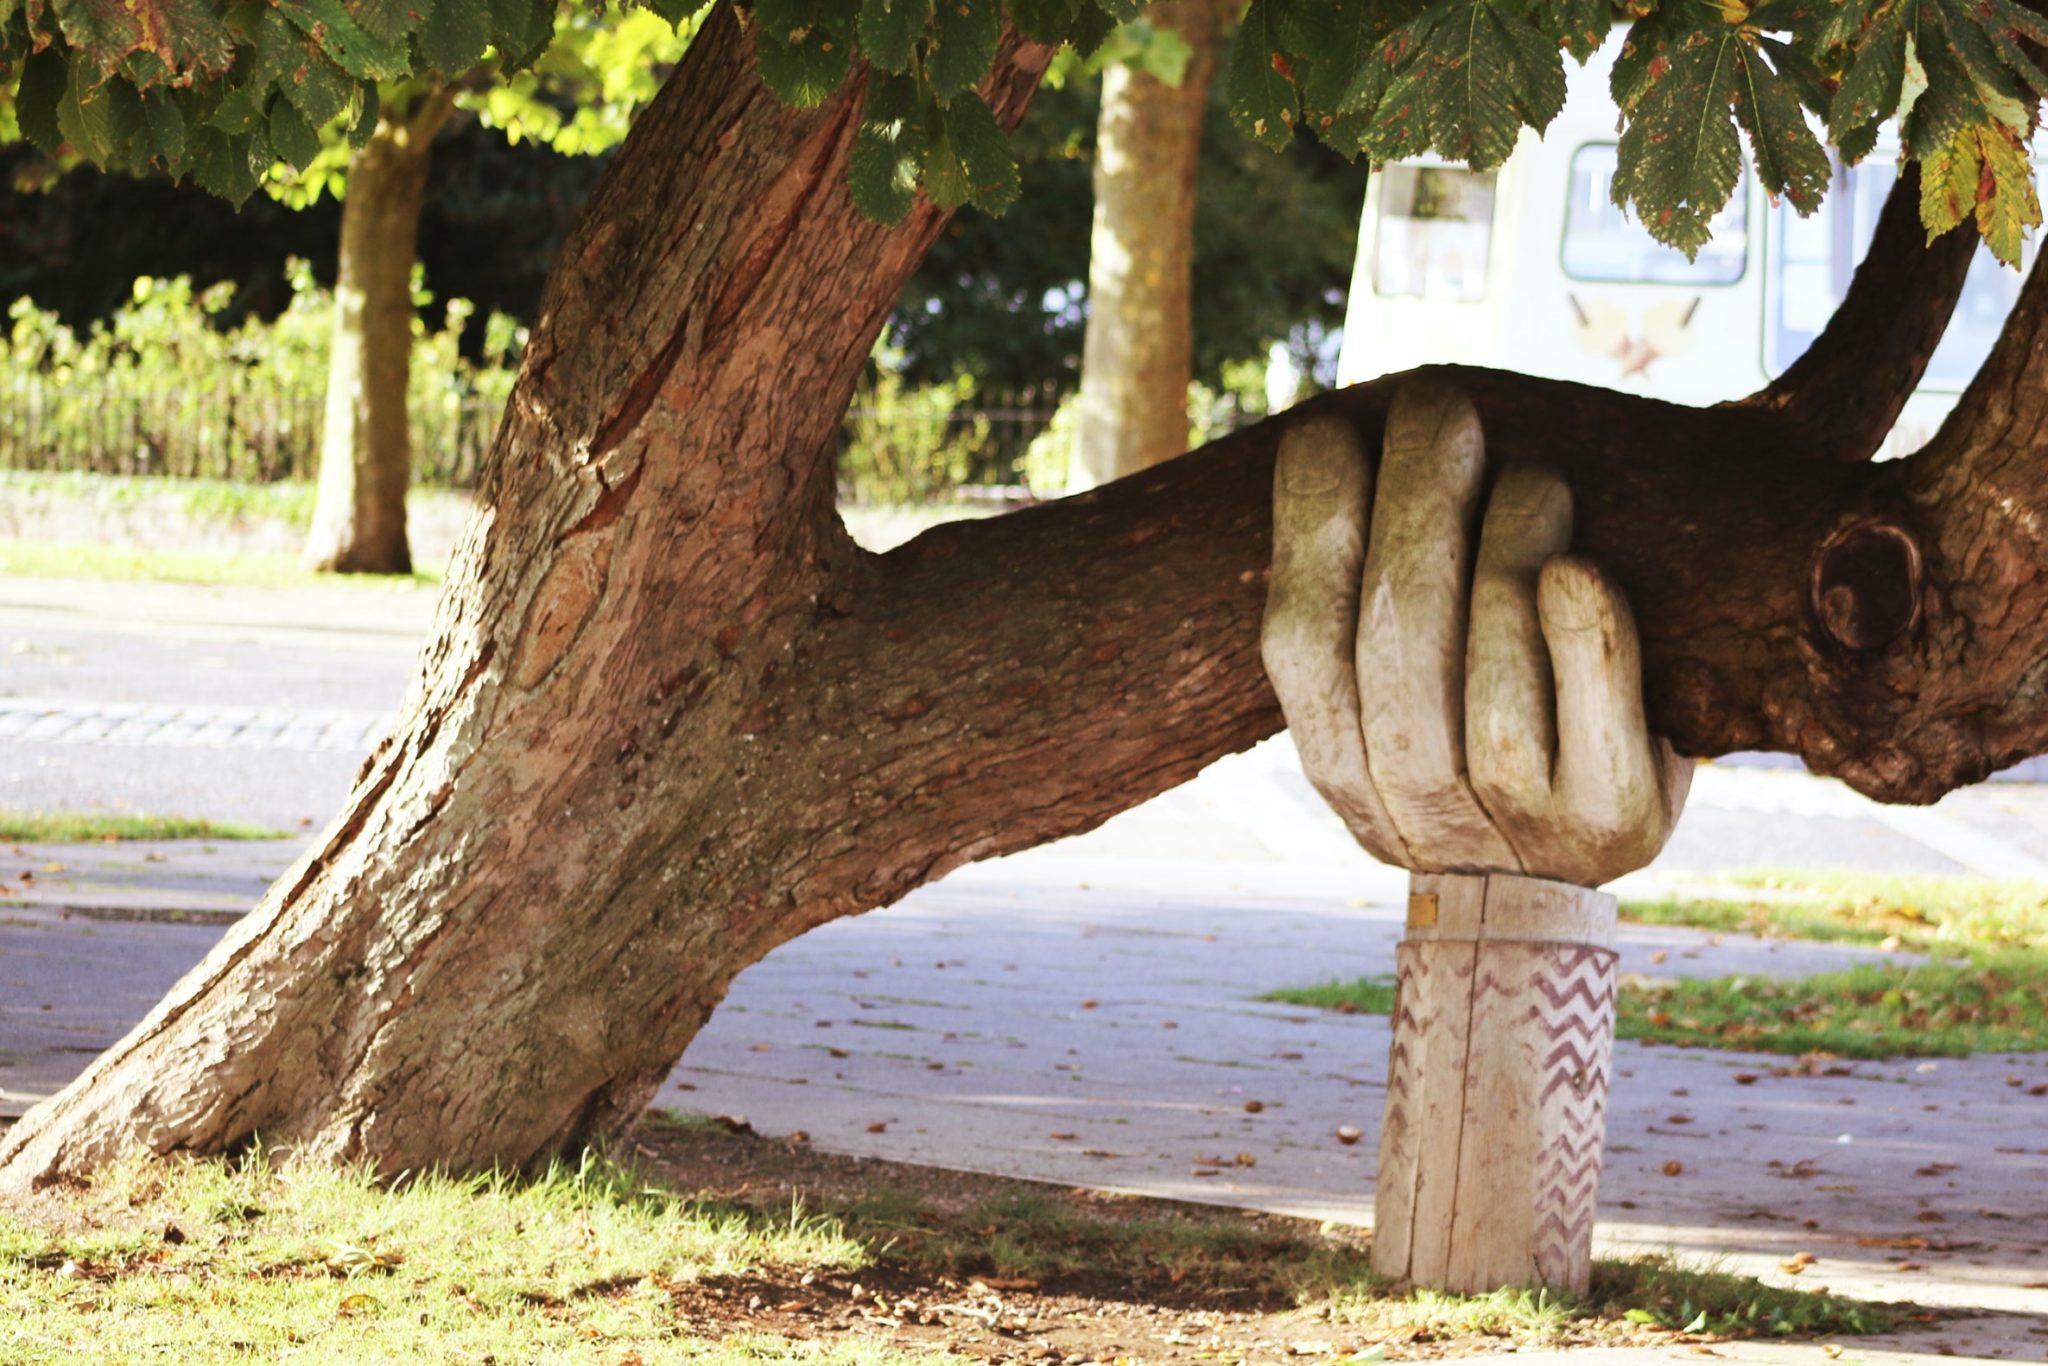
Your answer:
[8,0,2047,263]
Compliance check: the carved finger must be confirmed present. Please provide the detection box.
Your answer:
[1465,465,1572,860]
[1538,554,1679,883]
[1262,416,1412,866]
[1358,378,1522,872]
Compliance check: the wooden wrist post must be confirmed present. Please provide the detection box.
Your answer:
[1370,871,1620,1294]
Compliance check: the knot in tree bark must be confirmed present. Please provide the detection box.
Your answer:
[1809,519,1924,653]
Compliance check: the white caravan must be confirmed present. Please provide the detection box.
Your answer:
[1336,32,2040,457]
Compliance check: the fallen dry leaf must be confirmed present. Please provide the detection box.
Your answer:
[1243,1100,1265,1114]
[866,1121,887,1134]
[1233,1152,1257,1167]
[1662,1160,1685,1177]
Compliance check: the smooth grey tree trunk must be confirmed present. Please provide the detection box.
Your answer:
[303,87,457,575]
[1071,0,1235,490]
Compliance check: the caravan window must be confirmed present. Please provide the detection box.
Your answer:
[1373,165,1496,301]
[1561,143,1747,284]
[1767,160,2038,388]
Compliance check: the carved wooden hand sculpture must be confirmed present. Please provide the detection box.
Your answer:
[1261,376,1691,886]
[1261,377,1692,1295]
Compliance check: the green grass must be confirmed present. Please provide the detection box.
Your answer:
[1321,1252,1897,1343]
[1268,950,2048,1058]
[0,1143,1903,1363]
[0,470,322,529]
[0,1149,881,1365]
[1621,869,2048,954]
[0,811,292,843]
[0,539,442,588]
[1273,869,2048,1058]
[1614,952,2048,1057]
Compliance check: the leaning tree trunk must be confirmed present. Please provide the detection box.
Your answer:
[303,87,457,575]
[2,8,2043,1190]
[1070,0,1235,490]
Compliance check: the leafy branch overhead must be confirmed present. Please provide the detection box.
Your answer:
[4,0,2046,261]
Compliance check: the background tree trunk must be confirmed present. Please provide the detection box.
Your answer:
[7,7,2048,1193]
[1070,0,1236,490]
[303,88,458,575]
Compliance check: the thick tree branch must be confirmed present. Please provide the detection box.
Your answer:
[816,314,2048,897]
[1738,164,1977,460]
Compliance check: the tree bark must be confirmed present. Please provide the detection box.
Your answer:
[6,4,2048,1191]
[1737,164,1977,459]
[303,87,457,575]
[1070,0,1236,490]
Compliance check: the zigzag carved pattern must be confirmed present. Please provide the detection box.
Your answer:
[1377,948,1429,1220]
[1526,945,1618,1287]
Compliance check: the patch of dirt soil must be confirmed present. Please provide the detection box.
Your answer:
[625,1115,1918,1363]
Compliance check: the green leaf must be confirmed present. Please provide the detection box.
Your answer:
[268,95,322,169]
[927,0,1000,97]
[1539,0,1610,63]
[1811,0,1884,52]
[49,0,143,70]
[99,75,149,159]
[1297,0,1402,123]
[921,88,1018,213]
[1826,5,1903,160]
[487,0,557,68]
[859,0,931,71]
[142,88,187,165]
[185,123,260,203]
[1935,0,2031,129]
[1612,22,1744,256]
[1066,0,1117,57]
[1733,42,1830,213]
[849,71,926,223]
[1422,2,1564,169]
[1758,34,1828,117]
[252,7,310,92]
[278,51,354,127]
[278,0,409,80]
[17,45,68,156]
[243,117,274,177]
[1005,0,1081,46]
[348,83,380,147]
[1228,0,1299,151]
[753,7,854,106]
[1610,4,1688,117]
[420,0,492,75]
[56,59,113,160]
[209,79,267,134]
[1905,20,1985,159]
